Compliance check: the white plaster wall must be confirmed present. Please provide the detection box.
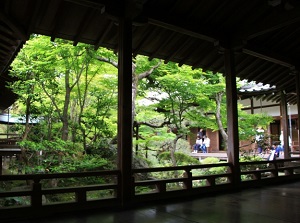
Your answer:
[238,98,298,116]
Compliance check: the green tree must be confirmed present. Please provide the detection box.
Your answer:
[9,35,118,173]
[95,53,161,126]
[137,64,273,166]
[9,35,274,174]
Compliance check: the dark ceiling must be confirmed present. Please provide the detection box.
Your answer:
[1,0,300,109]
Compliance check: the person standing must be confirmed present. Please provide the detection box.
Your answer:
[279,130,292,154]
[255,127,264,154]
[197,128,204,140]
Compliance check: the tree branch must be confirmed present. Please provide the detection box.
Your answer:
[136,120,171,128]
[138,61,161,80]
[95,56,118,68]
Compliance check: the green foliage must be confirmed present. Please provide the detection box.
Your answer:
[6,34,276,183]
[199,157,227,175]
[0,196,30,207]
[1,34,279,203]
[238,111,274,141]
[239,154,267,181]
[200,157,220,164]
[188,157,228,187]
[240,154,265,163]
[9,35,118,177]
[16,139,109,173]
[158,152,200,166]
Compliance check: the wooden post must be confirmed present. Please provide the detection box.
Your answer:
[296,74,300,151]
[183,169,192,189]
[206,176,216,186]
[76,190,87,203]
[31,179,42,207]
[250,97,254,114]
[118,1,134,207]
[224,48,241,189]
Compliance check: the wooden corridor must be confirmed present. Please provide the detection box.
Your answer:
[7,180,300,223]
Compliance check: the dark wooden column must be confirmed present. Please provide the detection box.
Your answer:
[118,2,133,207]
[250,97,254,114]
[224,48,241,188]
[280,91,289,158]
[296,74,300,150]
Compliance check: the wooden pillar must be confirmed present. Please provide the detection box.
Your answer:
[280,91,290,158]
[296,74,300,150]
[250,97,254,114]
[118,2,134,207]
[224,48,241,188]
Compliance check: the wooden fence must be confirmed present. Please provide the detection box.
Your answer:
[1,158,300,221]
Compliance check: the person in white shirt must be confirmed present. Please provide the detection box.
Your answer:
[279,131,291,148]
[279,130,292,155]
[192,136,203,153]
[201,135,210,153]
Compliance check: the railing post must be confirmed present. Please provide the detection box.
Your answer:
[206,176,216,186]
[227,163,234,184]
[271,161,279,178]
[183,169,193,189]
[131,175,135,197]
[284,161,294,175]
[252,172,261,180]
[156,182,166,193]
[31,179,42,207]
[285,168,294,175]
[76,190,87,203]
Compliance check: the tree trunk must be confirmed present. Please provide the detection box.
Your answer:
[215,92,228,148]
[61,72,71,141]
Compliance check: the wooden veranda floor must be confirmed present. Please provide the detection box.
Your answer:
[8,180,300,223]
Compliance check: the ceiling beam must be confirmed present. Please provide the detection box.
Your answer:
[148,18,217,43]
[236,5,300,40]
[0,12,28,41]
[64,0,105,12]
[0,40,24,74]
[243,44,294,68]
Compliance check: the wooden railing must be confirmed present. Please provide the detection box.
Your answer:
[0,134,22,176]
[0,170,121,221]
[0,133,21,144]
[1,158,300,221]
[240,157,300,187]
[132,163,234,202]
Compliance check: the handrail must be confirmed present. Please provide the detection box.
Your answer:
[0,169,120,181]
[0,133,21,136]
[132,163,234,200]
[132,162,231,173]
[1,159,300,221]
[0,170,121,211]
[239,157,300,186]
